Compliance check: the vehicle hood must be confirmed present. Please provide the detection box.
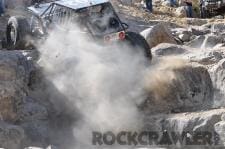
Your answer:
[55,0,109,9]
[27,0,109,16]
[27,3,52,16]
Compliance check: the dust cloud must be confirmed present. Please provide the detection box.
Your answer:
[37,24,149,148]
[144,57,187,102]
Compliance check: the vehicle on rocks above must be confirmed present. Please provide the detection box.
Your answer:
[200,0,225,18]
[3,0,152,59]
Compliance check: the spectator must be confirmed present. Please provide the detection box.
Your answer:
[170,0,177,7]
[146,0,153,13]
[0,0,4,17]
[184,0,193,17]
[200,0,206,18]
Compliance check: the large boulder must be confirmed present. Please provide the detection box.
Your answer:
[178,33,191,42]
[144,108,225,131]
[209,58,225,107]
[0,121,25,149]
[201,35,224,49]
[141,23,177,48]
[120,0,132,5]
[190,26,211,36]
[0,51,34,122]
[186,35,206,48]
[186,18,208,26]
[211,23,225,33]
[214,116,225,146]
[143,108,225,146]
[18,97,49,146]
[0,51,53,147]
[188,49,225,65]
[215,120,225,146]
[151,43,189,56]
[171,28,192,42]
[210,58,225,90]
[141,59,213,114]
[174,6,186,18]
[162,0,171,6]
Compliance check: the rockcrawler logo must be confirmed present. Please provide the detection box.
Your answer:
[92,131,221,146]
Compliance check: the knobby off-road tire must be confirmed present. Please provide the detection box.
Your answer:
[6,16,31,50]
[125,31,152,61]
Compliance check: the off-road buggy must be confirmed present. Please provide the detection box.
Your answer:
[3,0,152,59]
[200,0,225,18]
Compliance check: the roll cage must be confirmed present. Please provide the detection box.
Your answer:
[29,2,129,37]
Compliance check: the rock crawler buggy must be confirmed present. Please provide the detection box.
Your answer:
[200,0,225,18]
[4,0,152,59]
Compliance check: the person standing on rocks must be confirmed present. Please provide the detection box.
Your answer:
[200,0,206,18]
[0,0,4,17]
[170,0,177,7]
[146,0,153,13]
[184,0,193,17]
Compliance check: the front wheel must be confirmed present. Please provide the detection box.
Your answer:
[6,16,31,50]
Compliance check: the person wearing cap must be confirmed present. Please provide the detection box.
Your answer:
[146,0,153,13]
[0,0,4,16]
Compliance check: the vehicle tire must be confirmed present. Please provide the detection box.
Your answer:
[124,31,152,61]
[6,16,31,50]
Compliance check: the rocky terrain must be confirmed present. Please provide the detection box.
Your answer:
[1,0,225,149]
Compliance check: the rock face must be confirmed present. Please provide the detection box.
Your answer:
[186,35,206,48]
[210,58,225,91]
[188,49,225,65]
[201,35,224,49]
[211,23,225,33]
[142,61,213,114]
[186,25,224,49]
[3,1,225,149]
[209,58,225,107]
[120,0,132,5]
[186,18,208,26]
[0,121,25,149]
[144,108,225,143]
[190,26,211,36]
[0,51,32,122]
[162,0,171,6]
[175,6,186,18]
[151,43,189,56]
[178,33,191,42]
[0,50,80,148]
[141,23,177,48]
[0,51,52,148]
[215,119,225,146]
[172,28,192,42]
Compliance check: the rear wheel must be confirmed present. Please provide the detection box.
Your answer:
[6,16,31,50]
[124,31,152,61]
